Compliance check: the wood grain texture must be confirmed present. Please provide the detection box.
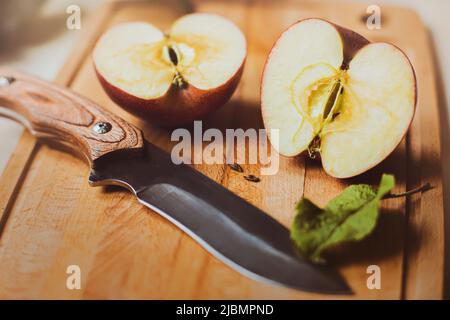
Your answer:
[0,0,444,299]
[402,12,445,299]
[0,1,115,243]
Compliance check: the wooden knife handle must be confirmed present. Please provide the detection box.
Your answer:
[0,68,144,165]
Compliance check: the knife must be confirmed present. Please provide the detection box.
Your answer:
[0,70,351,294]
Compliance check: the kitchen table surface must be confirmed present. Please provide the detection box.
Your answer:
[1,0,449,298]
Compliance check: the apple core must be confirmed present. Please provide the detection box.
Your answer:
[290,62,348,157]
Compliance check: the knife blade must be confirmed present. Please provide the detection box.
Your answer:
[0,70,351,294]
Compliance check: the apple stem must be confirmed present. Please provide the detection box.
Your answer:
[307,147,318,159]
[307,136,321,159]
[173,72,187,89]
[383,183,434,199]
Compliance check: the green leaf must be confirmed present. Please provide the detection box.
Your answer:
[290,174,395,263]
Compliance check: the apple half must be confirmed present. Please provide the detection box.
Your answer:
[93,13,247,126]
[261,18,416,178]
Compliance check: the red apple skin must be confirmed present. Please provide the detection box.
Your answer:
[95,61,245,127]
[261,18,417,178]
[332,23,370,68]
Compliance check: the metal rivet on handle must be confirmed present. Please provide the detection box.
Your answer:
[0,76,14,87]
[93,122,112,134]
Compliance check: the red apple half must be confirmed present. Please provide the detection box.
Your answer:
[261,18,416,178]
[93,13,247,126]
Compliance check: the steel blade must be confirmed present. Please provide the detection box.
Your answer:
[89,141,352,295]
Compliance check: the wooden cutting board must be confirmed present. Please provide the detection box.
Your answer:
[0,0,444,299]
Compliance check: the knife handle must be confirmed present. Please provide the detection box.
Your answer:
[0,68,144,165]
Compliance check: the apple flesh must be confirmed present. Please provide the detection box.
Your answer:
[261,18,416,178]
[93,13,247,126]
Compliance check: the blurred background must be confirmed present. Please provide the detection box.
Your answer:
[0,0,449,296]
